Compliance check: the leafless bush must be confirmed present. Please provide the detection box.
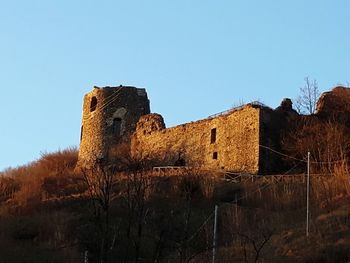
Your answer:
[333,161,350,196]
[0,176,20,203]
[38,147,78,176]
[310,161,350,210]
[283,117,350,174]
[0,147,78,206]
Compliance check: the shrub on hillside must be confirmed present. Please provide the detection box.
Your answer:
[38,147,78,176]
[283,117,350,174]
[0,147,79,206]
[0,176,20,203]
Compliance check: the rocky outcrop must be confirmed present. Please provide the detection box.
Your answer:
[317,87,350,114]
[316,86,350,125]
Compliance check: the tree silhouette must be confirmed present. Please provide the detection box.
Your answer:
[295,77,320,114]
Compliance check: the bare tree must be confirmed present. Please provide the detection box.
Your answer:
[295,77,320,114]
[124,162,152,263]
[237,229,272,263]
[79,158,121,263]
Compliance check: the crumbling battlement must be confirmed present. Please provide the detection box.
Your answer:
[136,113,166,135]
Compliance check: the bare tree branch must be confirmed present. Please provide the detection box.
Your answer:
[295,77,320,114]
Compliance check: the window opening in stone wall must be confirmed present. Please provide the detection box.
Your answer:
[80,125,83,141]
[213,152,218,160]
[113,118,122,135]
[211,128,217,144]
[90,96,97,112]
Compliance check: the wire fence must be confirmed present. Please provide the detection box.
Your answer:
[178,144,350,262]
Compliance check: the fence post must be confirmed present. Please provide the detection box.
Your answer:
[306,152,310,237]
[212,205,218,263]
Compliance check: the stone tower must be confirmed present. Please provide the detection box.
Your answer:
[77,85,150,167]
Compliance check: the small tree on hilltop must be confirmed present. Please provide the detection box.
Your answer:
[295,77,321,114]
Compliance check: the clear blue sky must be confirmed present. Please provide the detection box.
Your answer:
[1,0,349,170]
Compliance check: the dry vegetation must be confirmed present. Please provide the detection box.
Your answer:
[0,147,80,206]
[1,119,350,262]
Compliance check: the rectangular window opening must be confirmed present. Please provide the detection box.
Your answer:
[213,152,218,160]
[211,128,217,144]
[80,126,83,141]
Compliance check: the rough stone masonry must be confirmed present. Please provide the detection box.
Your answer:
[77,85,350,175]
[77,86,150,168]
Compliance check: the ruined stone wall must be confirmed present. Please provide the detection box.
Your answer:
[259,108,286,174]
[259,99,304,174]
[131,106,261,174]
[77,86,150,167]
[76,85,308,174]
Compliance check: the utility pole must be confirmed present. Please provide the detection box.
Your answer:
[212,205,218,263]
[306,151,310,237]
[235,194,238,226]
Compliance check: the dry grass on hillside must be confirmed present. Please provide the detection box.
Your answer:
[0,147,80,207]
[1,147,350,262]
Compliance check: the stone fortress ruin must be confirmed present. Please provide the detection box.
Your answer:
[77,85,350,175]
[77,86,150,167]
